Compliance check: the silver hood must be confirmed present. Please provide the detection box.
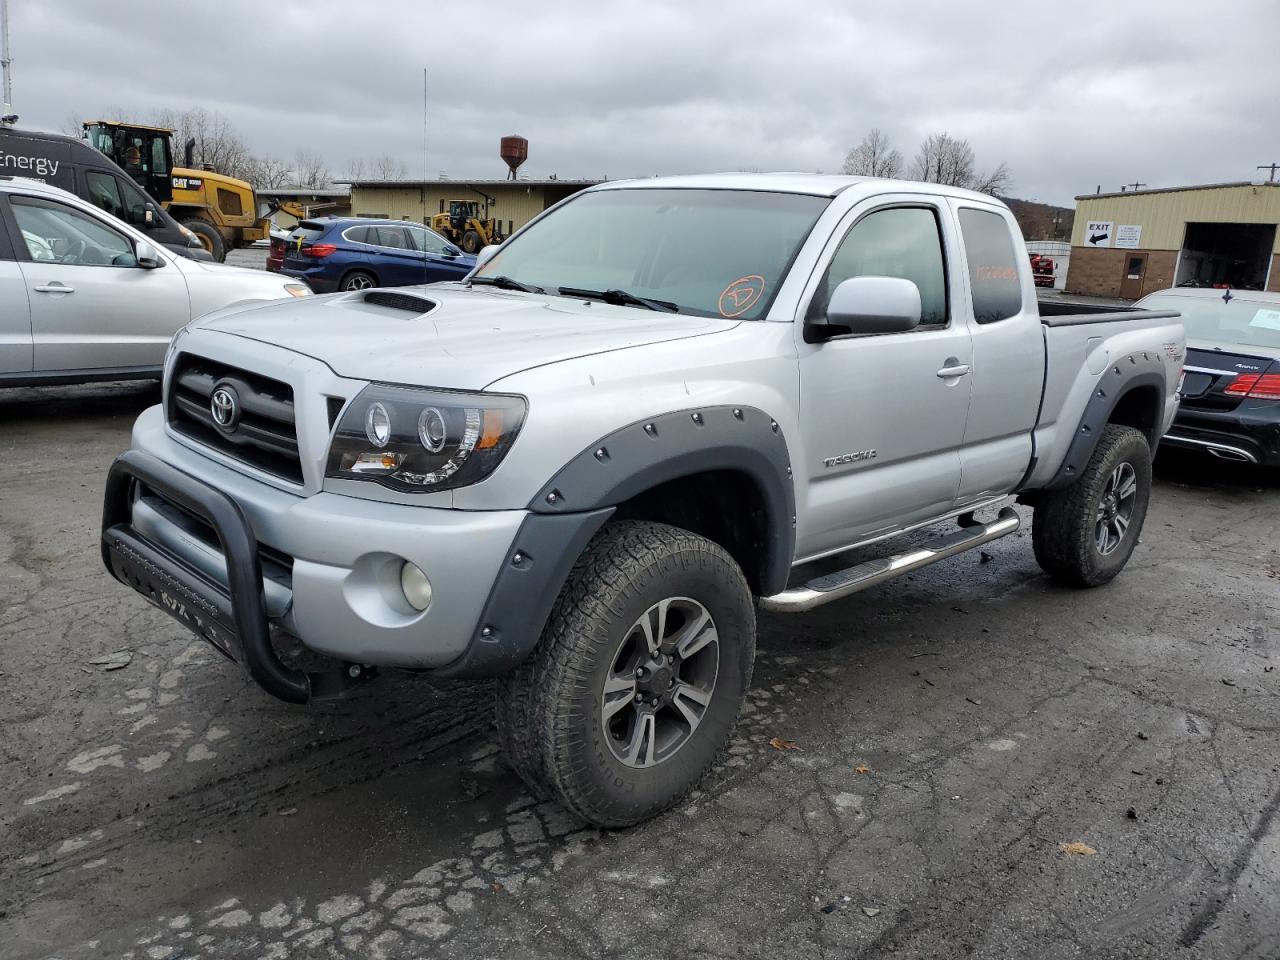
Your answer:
[193,285,739,390]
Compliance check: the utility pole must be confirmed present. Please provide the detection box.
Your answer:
[1259,163,1280,183]
[1,0,15,125]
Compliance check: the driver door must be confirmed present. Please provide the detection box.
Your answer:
[6,194,190,374]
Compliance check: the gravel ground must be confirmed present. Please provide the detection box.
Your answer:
[1,381,1277,960]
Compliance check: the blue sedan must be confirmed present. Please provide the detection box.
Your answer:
[273,217,477,292]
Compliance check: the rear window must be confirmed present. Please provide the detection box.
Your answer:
[1138,294,1280,351]
[960,208,1022,324]
[288,224,328,242]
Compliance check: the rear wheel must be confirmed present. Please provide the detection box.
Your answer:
[340,270,377,291]
[496,521,755,828]
[461,230,482,254]
[1032,424,1152,587]
[181,218,226,262]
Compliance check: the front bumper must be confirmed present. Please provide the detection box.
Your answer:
[1166,404,1280,466]
[104,405,613,702]
[113,405,527,669]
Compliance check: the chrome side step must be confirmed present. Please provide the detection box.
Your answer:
[760,507,1021,613]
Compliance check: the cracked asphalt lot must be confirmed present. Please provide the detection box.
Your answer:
[2,381,1278,959]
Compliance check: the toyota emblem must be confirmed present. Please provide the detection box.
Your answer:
[210,383,240,432]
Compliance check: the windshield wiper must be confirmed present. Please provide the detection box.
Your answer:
[558,286,679,313]
[469,275,544,294]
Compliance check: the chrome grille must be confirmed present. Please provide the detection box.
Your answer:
[167,354,302,483]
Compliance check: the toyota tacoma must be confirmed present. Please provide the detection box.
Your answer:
[101,174,1184,827]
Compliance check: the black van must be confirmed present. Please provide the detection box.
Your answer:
[0,126,212,260]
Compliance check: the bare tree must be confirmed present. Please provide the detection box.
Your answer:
[971,161,1013,197]
[292,149,330,189]
[841,128,903,179]
[911,132,1011,196]
[912,132,975,187]
[369,153,408,179]
[151,107,256,180]
[242,154,292,189]
[344,156,367,181]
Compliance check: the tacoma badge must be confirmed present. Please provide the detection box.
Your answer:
[823,450,877,468]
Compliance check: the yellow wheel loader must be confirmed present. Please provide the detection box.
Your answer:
[430,199,505,254]
[83,120,272,262]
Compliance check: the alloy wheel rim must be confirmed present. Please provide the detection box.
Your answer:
[346,274,373,290]
[601,597,720,769]
[1095,461,1138,556]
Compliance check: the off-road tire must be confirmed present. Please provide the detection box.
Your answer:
[496,521,755,828]
[461,230,482,254]
[340,270,377,291]
[181,218,226,262]
[1033,424,1152,587]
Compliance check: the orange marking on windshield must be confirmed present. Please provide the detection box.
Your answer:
[718,275,766,318]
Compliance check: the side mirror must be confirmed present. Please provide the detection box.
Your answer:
[135,240,163,269]
[474,244,500,269]
[443,245,461,258]
[808,276,921,341]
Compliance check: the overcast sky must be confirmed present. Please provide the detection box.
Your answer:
[9,0,1280,205]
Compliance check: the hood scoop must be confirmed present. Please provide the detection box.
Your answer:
[360,290,440,315]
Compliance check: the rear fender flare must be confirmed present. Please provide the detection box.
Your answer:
[1039,351,1168,491]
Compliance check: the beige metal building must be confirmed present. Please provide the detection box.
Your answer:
[341,178,603,237]
[1066,181,1280,299]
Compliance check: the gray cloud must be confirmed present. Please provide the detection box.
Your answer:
[9,0,1280,204]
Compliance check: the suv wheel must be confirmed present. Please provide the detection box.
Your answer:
[496,521,755,828]
[341,270,376,291]
[1032,424,1152,587]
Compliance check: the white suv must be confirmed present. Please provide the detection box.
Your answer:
[0,176,310,387]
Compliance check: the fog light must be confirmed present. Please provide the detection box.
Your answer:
[400,561,432,612]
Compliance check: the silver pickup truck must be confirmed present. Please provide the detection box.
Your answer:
[100,174,1184,827]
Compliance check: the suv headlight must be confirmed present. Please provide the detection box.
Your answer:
[326,384,526,493]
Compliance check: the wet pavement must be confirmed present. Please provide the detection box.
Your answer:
[1,381,1277,959]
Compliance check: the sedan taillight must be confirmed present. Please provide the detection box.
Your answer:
[1225,369,1280,401]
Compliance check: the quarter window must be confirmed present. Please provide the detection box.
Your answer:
[810,206,948,326]
[11,198,137,267]
[959,208,1022,324]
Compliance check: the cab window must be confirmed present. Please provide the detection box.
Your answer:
[809,206,948,326]
[11,198,138,267]
[959,208,1022,324]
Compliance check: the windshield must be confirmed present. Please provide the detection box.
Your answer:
[1140,293,1280,352]
[473,188,830,319]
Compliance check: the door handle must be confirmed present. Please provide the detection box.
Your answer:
[34,283,75,294]
[936,363,970,379]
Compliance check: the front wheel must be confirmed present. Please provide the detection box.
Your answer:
[496,521,755,828]
[181,218,226,262]
[1032,424,1152,587]
[461,230,482,254]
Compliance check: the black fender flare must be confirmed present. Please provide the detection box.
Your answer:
[1038,351,1168,492]
[434,405,795,679]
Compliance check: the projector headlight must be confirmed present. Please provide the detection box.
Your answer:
[326,384,526,493]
